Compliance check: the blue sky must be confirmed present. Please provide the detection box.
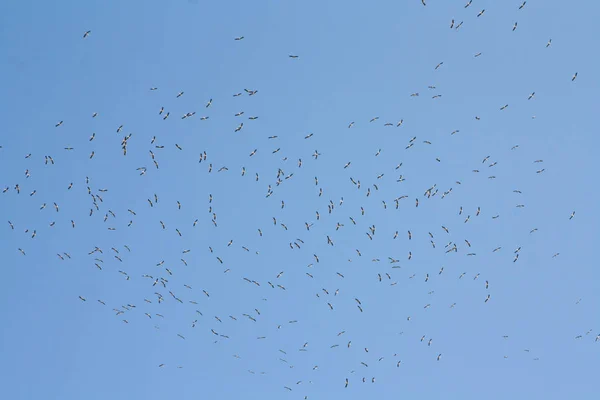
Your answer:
[1,0,599,399]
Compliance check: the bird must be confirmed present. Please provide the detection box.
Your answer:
[83,30,91,38]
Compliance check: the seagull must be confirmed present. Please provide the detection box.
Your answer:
[83,30,91,38]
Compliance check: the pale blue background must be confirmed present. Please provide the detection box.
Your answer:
[1,1,598,399]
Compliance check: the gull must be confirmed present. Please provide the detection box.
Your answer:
[474,52,482,57]
[528,92,535,100]
[370,116,379,123]
[348,121,355,128]
[437,354,442,361]
[465,0,472,7]
[55,121,63,127]
[500,104,508,110]
[435,62,444,70]
[477,9,485,17]
[569,211,575,220]
[235,123,243,132]
[512,22,518,31]
[572,72,578,81]
[177,91,184,98]
[206,99,212,108]
[83,30,91,38]
[546,38,552,47]
[519,1,526,9]
[289,55,299,58]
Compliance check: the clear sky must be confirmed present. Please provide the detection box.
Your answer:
[1,0,598,399]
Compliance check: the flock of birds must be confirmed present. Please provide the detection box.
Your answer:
[2,1,597,397]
